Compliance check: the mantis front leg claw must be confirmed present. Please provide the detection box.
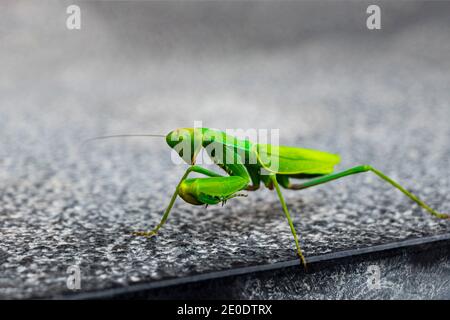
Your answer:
[440,213,450,220]
[132,230,158,238]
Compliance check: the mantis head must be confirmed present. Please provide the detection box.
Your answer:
[166,128,203,165]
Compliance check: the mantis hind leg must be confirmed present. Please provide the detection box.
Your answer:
[285,165,449,219]
[133,165,225,238]
[270,175,307,267]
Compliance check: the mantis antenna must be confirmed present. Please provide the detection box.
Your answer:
[82,134,166,146]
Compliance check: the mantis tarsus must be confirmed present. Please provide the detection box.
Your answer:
[87,127,449,267]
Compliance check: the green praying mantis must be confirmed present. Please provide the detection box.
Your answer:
[87,127,449,266]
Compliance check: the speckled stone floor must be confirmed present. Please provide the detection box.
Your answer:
[1,1,449,299]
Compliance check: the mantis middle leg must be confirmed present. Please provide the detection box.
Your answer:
[270,175,307,267]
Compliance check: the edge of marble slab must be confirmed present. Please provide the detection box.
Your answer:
[51,233,450,300]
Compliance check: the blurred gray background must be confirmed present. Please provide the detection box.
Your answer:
[1,0,450,299]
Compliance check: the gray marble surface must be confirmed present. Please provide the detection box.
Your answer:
[1,1,450,299]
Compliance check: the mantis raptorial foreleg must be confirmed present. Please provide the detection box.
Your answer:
[270,175,307,267]
[133,165,224,237]
[284,165,449,219]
